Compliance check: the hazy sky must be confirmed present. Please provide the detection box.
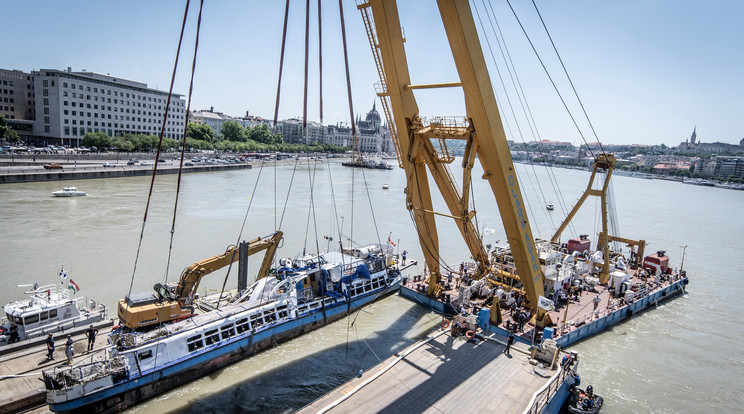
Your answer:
[4,0,742,146]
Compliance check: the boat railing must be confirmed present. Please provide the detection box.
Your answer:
[522,358,573,414]
[45,355,127,391]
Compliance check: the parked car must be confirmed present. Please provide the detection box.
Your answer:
[140,161,152,166]
[43,163,63,170]
[102,162,116,168]
[185,162,194,166]
[127,160,136,165]
[158,159,166,163]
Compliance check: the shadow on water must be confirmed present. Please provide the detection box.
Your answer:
[160,302,437,414]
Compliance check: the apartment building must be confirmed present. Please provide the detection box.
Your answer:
[1,67,186,146]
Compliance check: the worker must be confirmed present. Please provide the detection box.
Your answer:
[504,331,514,355]
[593,295,601,311]
[447,271,453,285]
[45,333,55,360]
[85,325,99,352]
[9,323,19,343]
[401,250,407,265]
[65,335,74,365]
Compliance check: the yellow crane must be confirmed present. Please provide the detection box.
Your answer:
[118,231,283,329]
[360,0,546,323]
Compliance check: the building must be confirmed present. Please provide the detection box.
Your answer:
[273,118,324,145]
[0,69,34,122]
[324,103,394,153]
[1,67,186,146]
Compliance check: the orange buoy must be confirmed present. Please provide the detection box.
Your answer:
[465,330,475,339]
[442,319,451,329]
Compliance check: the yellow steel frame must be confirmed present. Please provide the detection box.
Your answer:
[365,0,544,310]
[551,153,616,283]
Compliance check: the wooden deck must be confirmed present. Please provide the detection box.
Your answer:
[0,329,111,414]
[298,331,555,414]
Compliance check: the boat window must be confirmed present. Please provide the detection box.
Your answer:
[24,314,39,325]
[204,329,220,345]
[49,309,58,319]
[40,312,49,323]
[235,318,250,333]
[138,350,153,360]
[186,335,204,352]
[221,324,235,340]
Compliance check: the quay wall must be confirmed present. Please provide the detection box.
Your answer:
[0,163,252,184]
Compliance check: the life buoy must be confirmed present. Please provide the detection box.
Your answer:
[465,330,475,339]
[441,319,450,330]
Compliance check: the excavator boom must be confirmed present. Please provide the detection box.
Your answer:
[118,231,283,330]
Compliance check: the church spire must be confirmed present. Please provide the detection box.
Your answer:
[690,126,697,145]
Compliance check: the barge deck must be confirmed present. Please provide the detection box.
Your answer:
[298,329,575,414]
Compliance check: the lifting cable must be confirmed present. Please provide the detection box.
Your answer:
[317,0,325,141]
[473,1,547,238]
[303,0,311,130]
[128,0,193,298]
[504,0,597,161]
[216,158,270,309]
[482,0,577,236]
[482,0,574,233]
[338,0,359,247]
[164,0,204,285]
[531,0,606,155]
[273,0,291,127]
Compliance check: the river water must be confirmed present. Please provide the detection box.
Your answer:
[1,159,742,413]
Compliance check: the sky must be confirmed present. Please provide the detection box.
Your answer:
[3,0,742,147]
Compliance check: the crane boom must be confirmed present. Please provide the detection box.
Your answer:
[364,0,544,311]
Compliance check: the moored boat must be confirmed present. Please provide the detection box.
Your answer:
[42,243,402,412]
[1,267,108,348]
[52,187,86,197]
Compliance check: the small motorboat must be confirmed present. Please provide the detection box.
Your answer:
[567,385,603,414]
[52,187,86,197]
[382,183,390,189]
[546,201,554,210]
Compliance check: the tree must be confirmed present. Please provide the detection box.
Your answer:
[186,123,215,143]
[82,131,112,150]
[221,121,246,142]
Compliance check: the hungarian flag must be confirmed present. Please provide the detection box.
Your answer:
[68,279,80,293]
[387,236,396,247]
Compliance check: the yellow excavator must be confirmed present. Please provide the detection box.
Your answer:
[118,231,283,330]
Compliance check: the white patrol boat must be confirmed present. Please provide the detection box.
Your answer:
[1,267,108,348]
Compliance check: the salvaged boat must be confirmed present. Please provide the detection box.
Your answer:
[43,242,401,412]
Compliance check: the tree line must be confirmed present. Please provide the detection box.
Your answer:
[81,121,348,154]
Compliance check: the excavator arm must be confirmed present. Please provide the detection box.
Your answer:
[175,231,283,300]
[118,231,283,330]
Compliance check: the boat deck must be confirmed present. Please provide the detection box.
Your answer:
[298,330,565,414]
[402,266,686,345]
[0,323,111,414]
